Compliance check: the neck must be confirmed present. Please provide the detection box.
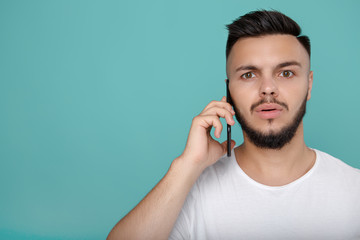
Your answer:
[234,122,316,186]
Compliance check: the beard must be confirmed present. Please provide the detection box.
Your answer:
[233,95,307,149]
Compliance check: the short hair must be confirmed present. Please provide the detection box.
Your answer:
[225,10,310,60]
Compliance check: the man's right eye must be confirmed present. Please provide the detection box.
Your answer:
[241,72,255,79]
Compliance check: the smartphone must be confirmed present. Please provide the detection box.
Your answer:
[226,79,231,157]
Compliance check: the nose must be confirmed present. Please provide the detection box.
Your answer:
[259,76,279,98]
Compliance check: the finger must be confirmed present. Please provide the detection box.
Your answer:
[230,139,236,149]
[221,140,236,149]
[194,115,223,138]
[220,139,236,154]
[202,100,235,115]
[200,107,235,126]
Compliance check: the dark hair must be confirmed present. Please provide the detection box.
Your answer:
[225,10,310,60]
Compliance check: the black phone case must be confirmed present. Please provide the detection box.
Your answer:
[226,79,231,157]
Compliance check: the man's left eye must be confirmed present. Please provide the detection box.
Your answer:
[280,70,294,78]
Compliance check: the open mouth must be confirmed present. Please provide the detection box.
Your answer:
[255,104,283,119]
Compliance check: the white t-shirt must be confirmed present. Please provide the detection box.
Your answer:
[169,148,360,240]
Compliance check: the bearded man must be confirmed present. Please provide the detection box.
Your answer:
[108,10,360,240]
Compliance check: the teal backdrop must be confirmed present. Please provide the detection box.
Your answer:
[1,0,359,239]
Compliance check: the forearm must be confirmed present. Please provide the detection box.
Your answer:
[107,156,203,240]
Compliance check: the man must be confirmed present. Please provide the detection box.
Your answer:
[108,10,360,239]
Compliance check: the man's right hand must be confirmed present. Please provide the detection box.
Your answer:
[179,96,236,173]
[107,96,237,240]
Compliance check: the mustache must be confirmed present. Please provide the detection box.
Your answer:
[250,97,289,113]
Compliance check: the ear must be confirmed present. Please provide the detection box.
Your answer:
[307,71,313,101]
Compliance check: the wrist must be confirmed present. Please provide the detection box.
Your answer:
[171,155,205,184]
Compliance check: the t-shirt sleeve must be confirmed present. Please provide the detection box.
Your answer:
[168,204,190,239]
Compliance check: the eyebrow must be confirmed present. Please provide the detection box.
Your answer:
[277,61,302,69]
[235,61,302,73]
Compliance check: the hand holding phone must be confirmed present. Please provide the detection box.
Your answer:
[179,84,235,172]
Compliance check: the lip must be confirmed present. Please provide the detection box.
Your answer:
[254,103,283,120]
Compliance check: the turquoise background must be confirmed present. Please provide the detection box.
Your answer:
[1,0,359,239]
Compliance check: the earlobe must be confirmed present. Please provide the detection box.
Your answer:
[307,71,313,100]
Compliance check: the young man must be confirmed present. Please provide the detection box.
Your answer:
[108,10,360,239]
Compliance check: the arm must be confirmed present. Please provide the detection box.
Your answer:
[107,96,236,240]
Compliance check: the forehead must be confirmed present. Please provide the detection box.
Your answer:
[226,34,310,74]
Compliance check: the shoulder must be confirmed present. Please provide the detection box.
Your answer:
[197,153,234,185]
[187,153,236,198]
[314,148,360,182]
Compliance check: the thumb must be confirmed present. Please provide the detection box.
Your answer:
[220,139,236,155]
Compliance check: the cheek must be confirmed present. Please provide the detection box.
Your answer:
[229,79,258,97]
[279,84,308,111]
[230,89,254,115]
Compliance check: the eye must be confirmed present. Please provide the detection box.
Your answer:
[280,70,294,78]
[241,72,255,79]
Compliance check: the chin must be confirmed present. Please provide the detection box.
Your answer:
[253,121,285,134]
